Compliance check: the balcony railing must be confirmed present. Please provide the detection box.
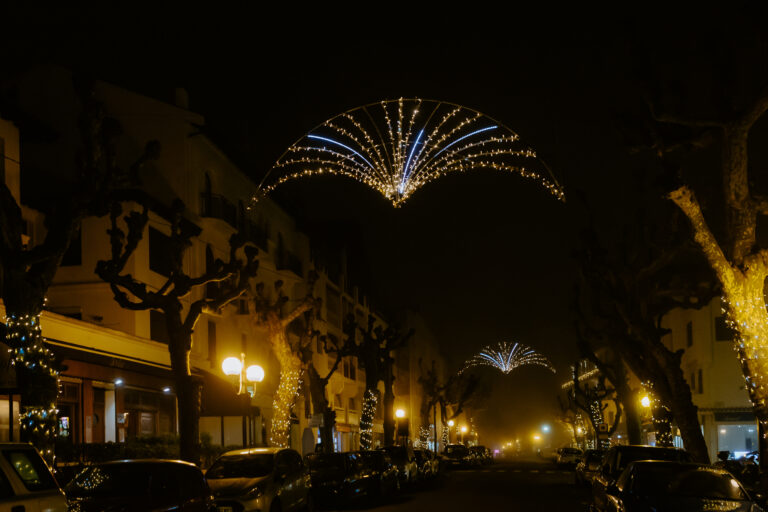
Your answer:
[200,193,237,227]
[276,250,303,277]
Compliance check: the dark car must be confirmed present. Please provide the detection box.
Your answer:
[379,446,419,487]
[604,461,764,512]
[469,446,492,465]
[65,459,214,512]
[306,451,374,506]
[591,445,693,512]
[575,449,605,487]
[206,447,312,512]
[358,450,400,498]
[443,444,471,469]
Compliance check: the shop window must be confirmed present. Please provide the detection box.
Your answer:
[150,310,170,344]
[208,321,217,362]
[149,227,172,277]
[686,321,693,347]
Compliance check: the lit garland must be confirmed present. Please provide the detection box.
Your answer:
[256,98,565,207]
[359,389,377,449]
[269,332,304,448]
[461,341,555,375]
[670,187,768,440]
[561,368,600,389]
[418,425,431,448]
[4,312,60,462]
[441,422,450,448]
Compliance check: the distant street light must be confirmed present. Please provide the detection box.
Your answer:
[533,434,541,441]
[396,408,406,418]
[641,396,651,408]
[460,425,468,445]
[447,419,455,427]
[542,424,550,433]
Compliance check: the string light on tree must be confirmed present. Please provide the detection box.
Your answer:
[255,98,565,208]
[359,390,378,450]
[641,382,673,447]
[461,341,555,375]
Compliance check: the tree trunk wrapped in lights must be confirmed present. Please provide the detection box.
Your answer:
[252,275,319,448]
[97,200,259,463]
[344,314,412,449]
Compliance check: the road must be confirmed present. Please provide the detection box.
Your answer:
[339,458,592,512]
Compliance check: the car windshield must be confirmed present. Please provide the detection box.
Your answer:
[307,454,345,471]
[616,448,690,472]
[206,454,274,479]
[2,449,58,492]
[67,464,151,497]
[382,447,407,463]
[634,466,749,501]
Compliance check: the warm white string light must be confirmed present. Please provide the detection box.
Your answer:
[256,98,565,207]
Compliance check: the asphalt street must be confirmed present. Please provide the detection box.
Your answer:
[338,458,592,512]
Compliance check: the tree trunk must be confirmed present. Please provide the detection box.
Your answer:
[667,371,710,463]
[614,382,642,445]
[383,367,395,446]
[359,388,377,449]
[269,324,302,448]
[169,342,200,463]
[306,365,335,453]
[4,301,59,465]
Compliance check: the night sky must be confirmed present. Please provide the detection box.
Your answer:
[4,5,767,446]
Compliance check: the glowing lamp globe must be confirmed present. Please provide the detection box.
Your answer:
[246,364,265,383]
[395,409,406,418]
[641,396,651,408]
[447,420,455,427]
[222,357,243,376]
[533,434,541,441]
[460,426,468,433]
[542,424,550,433]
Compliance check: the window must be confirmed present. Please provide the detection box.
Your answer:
[334,394,343,409]
[205,245,218,299]
[150,310,170,344]
[686,321,693,347]
[3,449,57,491]
[698,369,703,394]
[61,223,82,266]
[349,361,356,381]
[208,321,217,362]
[316,337,324,354]
[690,372,696,393]
[237,299,249,315]
[715,316,735,341]
[343,360,350,378]
[149,227,173,277]
[348,398,356,411]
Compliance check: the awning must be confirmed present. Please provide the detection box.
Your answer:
[199,369,259,417]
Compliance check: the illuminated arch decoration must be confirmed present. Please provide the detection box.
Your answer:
[461,341,555,375]
[256,98,565,207]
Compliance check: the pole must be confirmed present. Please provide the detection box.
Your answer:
[433,403,438,452]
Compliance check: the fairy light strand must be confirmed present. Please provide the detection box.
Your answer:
[359,389,377,449]
[256,98,565,207]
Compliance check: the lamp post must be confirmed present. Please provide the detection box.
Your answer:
[460,425,468,445]
[222,353,265,447]
[395,408,406,445]
[447,419,455,444]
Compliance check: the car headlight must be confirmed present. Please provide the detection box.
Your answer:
[246,486,263,499]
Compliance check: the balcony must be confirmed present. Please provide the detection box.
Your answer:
[276,250,303,277]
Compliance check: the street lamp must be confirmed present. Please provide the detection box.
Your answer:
[222,353,264,397]
[542,424,550,433]
[641,395,651,408]
[447,419,455,427]
[395,408,406,418]
[460,425,468,445]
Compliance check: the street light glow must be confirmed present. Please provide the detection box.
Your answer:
[222,357,242,376]
[641,396,651,408]
[542,424,550,433]
[460,426,468,433]
[396,408,406,418]
[448,420,455,427]
[533,434,541,441]
[246,364,265,383]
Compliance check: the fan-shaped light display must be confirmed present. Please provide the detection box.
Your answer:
[256,98,565,207]
[462,341,555,375]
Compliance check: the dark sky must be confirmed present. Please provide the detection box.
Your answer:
[4,5,767,446]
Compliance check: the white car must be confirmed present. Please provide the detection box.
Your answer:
[0,442,67,511]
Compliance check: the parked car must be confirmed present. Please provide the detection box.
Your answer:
[574,449,604,487]
[714,450,761,496]
[443,444,471,469]
[0,442,67,511]
[65,459,214,511]
[556,447,583,468]
[205,447,312,512]
[358,450,400,498]
[591,445,693,512]
[604,460,764,512]
[379,446,419,487]
[469,446,492,465]
[306,451,375,506]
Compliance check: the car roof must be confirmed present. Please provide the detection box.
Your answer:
[220,447,284,457]
[0,443,37,449]
[90,459,200,468]
[628,461,713,471]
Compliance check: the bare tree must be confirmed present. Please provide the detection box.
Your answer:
[96,200,258,462]
[0,84,157,460]
[251,272,319,448]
